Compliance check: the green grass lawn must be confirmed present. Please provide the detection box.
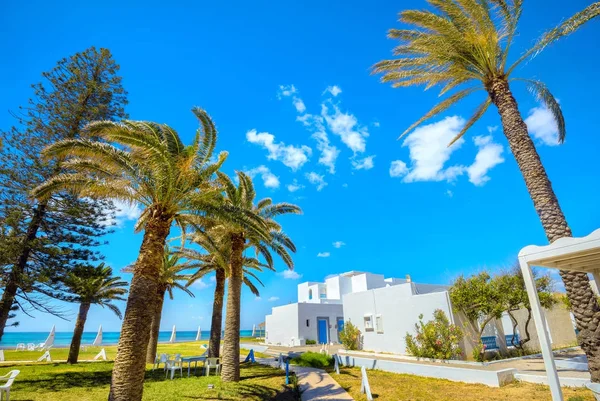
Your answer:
[0,342,281,400]
[5,361,296,400]
[332,367,595,401]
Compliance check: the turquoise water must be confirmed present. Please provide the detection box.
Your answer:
[0,330,254,349]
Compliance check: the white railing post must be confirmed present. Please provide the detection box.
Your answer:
[360,366,373,401]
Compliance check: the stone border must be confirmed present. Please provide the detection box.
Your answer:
[337,354,517,387]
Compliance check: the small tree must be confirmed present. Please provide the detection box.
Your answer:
[449,272,505,361]
[339,321,361,350]
[405,309,463,360]
[496,267,557,352]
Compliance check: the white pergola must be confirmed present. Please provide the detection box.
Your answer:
[518,228,600,401]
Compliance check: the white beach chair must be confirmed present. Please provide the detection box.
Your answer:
[26,343,35,351]
[165,355,183,380]
[153,353,169,371]
[14,344,24,352]
[204,357,221,376]
[0,370,20,401]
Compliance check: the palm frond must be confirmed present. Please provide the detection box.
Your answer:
[515,78,566,143]
[448,97,492,147]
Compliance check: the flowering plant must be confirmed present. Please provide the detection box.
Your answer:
[405,309,463,360]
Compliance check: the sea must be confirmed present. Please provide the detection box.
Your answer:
[0,330,255,349]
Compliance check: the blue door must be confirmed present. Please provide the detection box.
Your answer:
[317,319,328,344]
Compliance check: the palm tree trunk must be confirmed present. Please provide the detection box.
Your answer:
[221,233,245,382]
[0,202,47,341]
[208,268,226,358]
[145,289,165,364]
[487,77,600,381]
[108,215,171,401]
[67,302,91,364]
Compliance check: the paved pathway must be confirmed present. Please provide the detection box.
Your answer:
[256,357,354,401]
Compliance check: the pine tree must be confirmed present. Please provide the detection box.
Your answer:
[0,47,128,340]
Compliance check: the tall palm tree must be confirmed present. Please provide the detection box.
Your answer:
[216,171,301,382]
[180,229,267,359]
[124,245,195,364]
[61,263,127,364]
[374,0,600,378]
[32,108,232,400]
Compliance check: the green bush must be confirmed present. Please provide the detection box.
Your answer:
[291,352,333,368]
[339,321,361,350]
[405,309,463,360]
[305,339,316,345]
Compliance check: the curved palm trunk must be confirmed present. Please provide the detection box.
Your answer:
[67,302,91,364]
[145,289,165,364]
[109,215,171,401]
[221,234,245,382]
[208,268,226,358]
[488,78,600,381]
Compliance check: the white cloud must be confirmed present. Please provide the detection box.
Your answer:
[446,189,454,197]
[246,129,312,171]
[323,85,342,97]
[342,183,348,188]
[293,98,306,113]
[191,279,211,290]
[279,270,302,280]
[322,104,369,153]
[305,172,327,191]
[277,84,297,98]
[352,155,375,170]
[287,179,304,192]
[246,165,280,189]
[297,114,339,174]
[111,200,142,226]
[373,121,380,128]
[255,296,262,301]
[317,252,331,258]
[525,105,559,146]
[268,296,280,302]
[467,136,505,186]
[332,241,345,248]
[389,160,409,178]
[279,84,306,113]
[400,116,467,183]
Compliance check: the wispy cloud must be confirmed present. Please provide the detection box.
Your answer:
[317,252,331,258]
[268,296,280,302]
[525,105,560,146]
[467,135,505,186]
[278,84,306,113]
[352,155,375,170]
[305,172,327,191]
[297,114,339,174]
[322,103,369,153]
[287,179,304,192]
[246,165,280,189]
[323,85,342,97]
[279,270,302,280]
[246,129,311,171]
[110,200,142,227]
[332,241,345,248]
[389,160,409,178]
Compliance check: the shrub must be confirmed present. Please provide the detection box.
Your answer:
[305,339,316,345]
[291,352,333,368]
[405,309,463,360]
[338,321,361,350]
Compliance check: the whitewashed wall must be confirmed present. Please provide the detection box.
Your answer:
[265,303,299,346]
[342,283,453,354]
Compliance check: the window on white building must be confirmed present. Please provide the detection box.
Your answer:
[376,314,384,333]
[320,292,326,299]
[306,319,310,327]
[364,314,374,331]
[308,289,313,300]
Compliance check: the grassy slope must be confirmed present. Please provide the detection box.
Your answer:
[333,367,594,401]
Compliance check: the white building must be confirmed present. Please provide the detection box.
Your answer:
[264,271,450,348]
[342,279,451,354]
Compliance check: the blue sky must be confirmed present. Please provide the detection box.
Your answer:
[1,0,600,333]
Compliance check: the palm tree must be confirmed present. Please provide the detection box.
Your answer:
[179,229,268,359]
[374,0,600,378]
[61,263,127,364]
[206,172,300,382]
[32,108,230,401]
[124,245,195,364]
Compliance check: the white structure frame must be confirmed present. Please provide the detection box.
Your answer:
[518,228,600,401]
